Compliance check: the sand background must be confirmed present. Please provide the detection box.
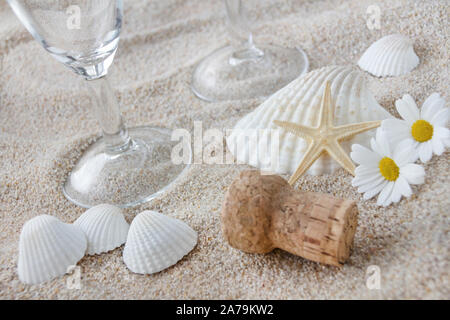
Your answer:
[0,0,448,299]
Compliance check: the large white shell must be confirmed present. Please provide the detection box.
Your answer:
[226,65,393,175]
[123,210,197,274]
[358,34,419,77]
[18,215,87,284]
[74,204,129,255]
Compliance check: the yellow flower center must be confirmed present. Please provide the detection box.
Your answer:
[379,157,399,181]
[411,120,433,142]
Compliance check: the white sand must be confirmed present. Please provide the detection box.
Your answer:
[0,0,448,299]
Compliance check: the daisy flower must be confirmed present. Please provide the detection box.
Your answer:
[382,93,449,163]
[350,128,425,207]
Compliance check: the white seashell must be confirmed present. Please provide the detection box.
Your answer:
[226,65,393,175]
[123,210,197,274]
[74,204,129,255]
[18,215,87,285]
[358,34,419,77]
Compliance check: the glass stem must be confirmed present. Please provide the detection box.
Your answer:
[224,0,264,64]
[86,75,131,154]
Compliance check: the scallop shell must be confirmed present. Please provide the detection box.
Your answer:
[226,65,393,175]
[358,34,419,77]
[123,210,197,274]
[74,204,129,255]
[18,215,87,284]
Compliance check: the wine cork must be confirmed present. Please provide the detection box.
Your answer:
[221,170,358,267]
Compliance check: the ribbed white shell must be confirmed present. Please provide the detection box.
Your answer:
[358,34,419,77]
[123,211,197,274]
[226,65,393,175]
[18,215,87,285]
[74,204,129,255]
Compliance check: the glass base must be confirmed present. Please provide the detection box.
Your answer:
[63,126,191,208]
[191,44,309,102]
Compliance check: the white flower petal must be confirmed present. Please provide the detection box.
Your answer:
[390,182,402,203]
[409,142,420,163]
[377,181,395,206]
[356,175,385,193]
[400,163,425,185]
[351,143,372,154]
[350,145,380,166]
[396,176,412,198]
[370,137,382,156]
[393,139,414,166]
[435,126,450,142]
[418,141,433,163]
[352,173,376,188]
[355,165,380,176]
[430,108,449,127]
[421,93,445,121]
[390,177,412,204]
[431,136,445,155]
[396,94,419,123]
[393,136,413,150]
[375,128,391,157]
[381,119,412,146]
[353,169,379,182]
[363,180,388,200]
[381,118,410,132]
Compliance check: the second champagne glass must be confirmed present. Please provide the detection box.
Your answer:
[191,0,309,102]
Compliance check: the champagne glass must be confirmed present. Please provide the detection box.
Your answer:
[8,0,191,208]
[191,0,309,102]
